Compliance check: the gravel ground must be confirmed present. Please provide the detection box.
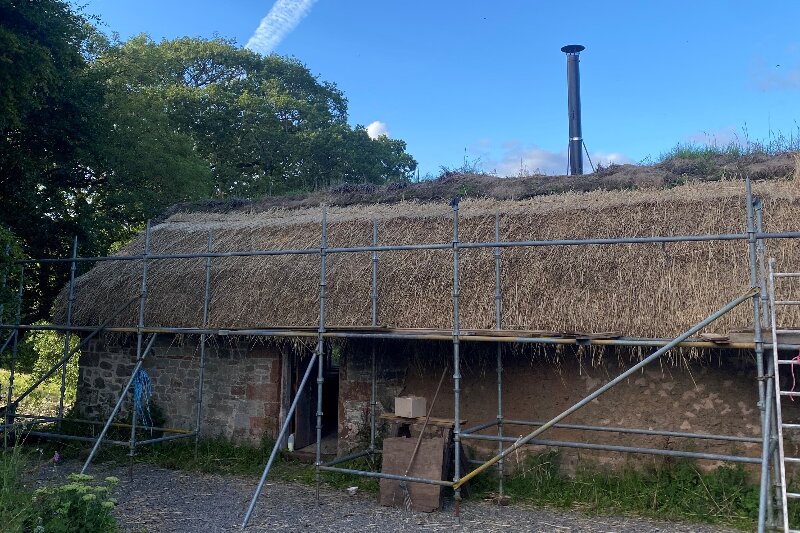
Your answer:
[35,462,740,533]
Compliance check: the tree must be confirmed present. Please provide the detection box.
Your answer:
[0,7,417,321]
[0,3,213,319]
[99,35,416,197]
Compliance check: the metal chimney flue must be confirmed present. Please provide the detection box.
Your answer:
[561,44,585,176]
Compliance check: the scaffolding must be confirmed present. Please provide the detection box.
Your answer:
[0,177,796,532]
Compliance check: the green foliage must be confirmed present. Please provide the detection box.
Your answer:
[98,34,416,198]
[658,125,800,164]
[0,226,24,325]
[0,448,30,533]
[1,448,119,533]
[469,451,774,530]
[30,473,119,533]
[0,4,417,324]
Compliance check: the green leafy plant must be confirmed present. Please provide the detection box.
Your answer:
[29,473,119,533]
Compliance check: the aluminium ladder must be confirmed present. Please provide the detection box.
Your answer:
[768,259,800,533]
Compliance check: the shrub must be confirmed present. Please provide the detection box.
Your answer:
[29,473,119,533]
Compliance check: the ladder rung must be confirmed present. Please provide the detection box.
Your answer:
[784,457,800,463]
[780,391,800,397]
[779,360,800,365]
[775,273,800,278]
[783,423,800,429]
[787,491,800,499]
[776,300,800,305]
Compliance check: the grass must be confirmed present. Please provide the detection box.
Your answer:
[0,444,120,533]
[30,433,381,494]
[0,368,72,417]
[468,450,791,531]
[23,431,782,531]
[0,446,30,532]
[658,125,800,163]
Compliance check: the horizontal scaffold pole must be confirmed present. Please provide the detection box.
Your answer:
[10,296,139,408]
[453,286,759,490]
[0,322,792,351]
[80,333,158,474]
[14,231,800,265]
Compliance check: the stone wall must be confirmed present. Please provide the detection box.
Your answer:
[336,340,782,473]
[336,340,416,454]
[76,337,283,444]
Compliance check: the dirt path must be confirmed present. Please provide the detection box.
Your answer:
[35,462,739,533]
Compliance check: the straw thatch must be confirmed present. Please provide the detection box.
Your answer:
[54,178,800,338]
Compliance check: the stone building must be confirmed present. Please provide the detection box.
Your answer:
[59,178,800,464]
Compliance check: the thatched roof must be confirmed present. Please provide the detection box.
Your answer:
[55,178,800,338]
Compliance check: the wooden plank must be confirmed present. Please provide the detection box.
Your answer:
[700,333,730,344]
[379,413,466,427]
[380,437,445,512]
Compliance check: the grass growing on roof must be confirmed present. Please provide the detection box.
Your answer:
[659,126,800,162]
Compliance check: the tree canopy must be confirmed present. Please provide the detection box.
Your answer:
[0,0,417,321]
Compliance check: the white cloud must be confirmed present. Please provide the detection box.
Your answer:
[245,0,318,55]
[478,140,632,177]
[751,56,800,91]
[686,127,740,147]
[366,121,390,139]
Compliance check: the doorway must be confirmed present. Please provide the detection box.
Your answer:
[291,346,339,456]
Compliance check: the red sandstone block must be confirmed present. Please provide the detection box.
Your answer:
[270,358,281,380]
[249,416,266,434]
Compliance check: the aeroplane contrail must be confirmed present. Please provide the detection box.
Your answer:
[245,0,318,55]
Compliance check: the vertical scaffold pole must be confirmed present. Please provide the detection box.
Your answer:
[494,213,504,497]
[756,199,780,528]
[3,268,23,448]
[315,207,328,502]
[451,199,462,520]
[57,236,78,427]
[747,180,770,533]
[81,334,158,474]
[370,220,378,452]
[195,231,213,458]
[129,221,152,478]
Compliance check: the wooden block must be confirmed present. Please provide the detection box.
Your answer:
[379,437,445,512]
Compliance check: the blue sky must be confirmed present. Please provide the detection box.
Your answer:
[81,0,800,178]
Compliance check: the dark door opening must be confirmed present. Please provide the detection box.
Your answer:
[292,347,339,455]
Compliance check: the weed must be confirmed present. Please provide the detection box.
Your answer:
[32,473,119,532]
[468,451,785,530]
[0,446,119,533]
[658,125,800,164]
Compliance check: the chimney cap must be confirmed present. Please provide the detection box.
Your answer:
[561,44,585,54]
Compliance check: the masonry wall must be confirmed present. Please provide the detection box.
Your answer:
[337,340,410,454]
[337,340,785,473]
[76,337,283,444]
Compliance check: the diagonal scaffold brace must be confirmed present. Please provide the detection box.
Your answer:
[80,332,159,474]
[1,295,141,432]
[241,349,321,529]
[453,286,760,491]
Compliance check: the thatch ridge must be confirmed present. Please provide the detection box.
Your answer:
[55,178,800,338]
[159,152,798,216]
